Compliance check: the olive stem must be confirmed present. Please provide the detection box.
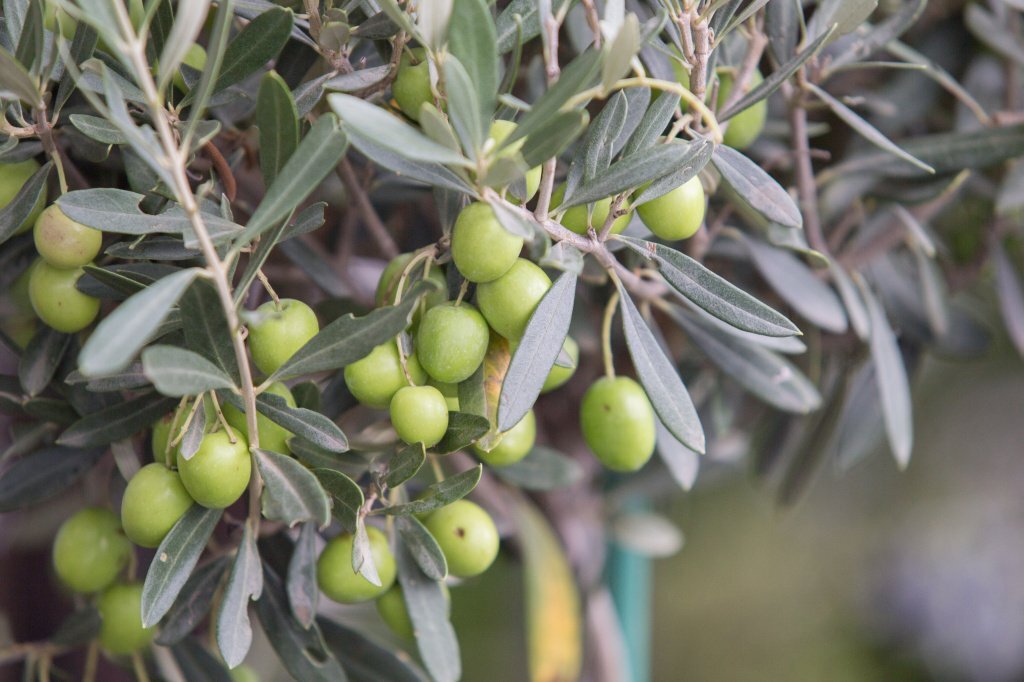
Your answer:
[131,652,151,682]
[255,269,281,308]
[336,158,400,259]
[83,641,99,682]
[601,288,620,379]
[168,395,204,455]
[208,391,238,444]
[454,279,469,306]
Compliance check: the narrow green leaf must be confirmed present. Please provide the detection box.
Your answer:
[712,145,802,229]
[287,522,319,629]
[0,161,50,245]
[319,617,427,681]
[142,345,236,397]
[314,468,363,533]
[566,141,705,209]
[69,113,128,144]
[220,391,348,453]
[859,279,913,468]
[156,0,208,92]
[0,45,41,106]
[616,236,800,337]
[396,540,460,682]
[519,110,589,169]
[217,522,263,669]
[179,400,207,461]
[632,138,714,207]
[342,126,474,193]
[256,566,348,681]
[234,115,348,248]
[808,82,933,174]
[256,70,300,188]
[498,272,576,431]
[396,515,448,580]
[58,395,177,447]
[495,0,571,54]
[828,0,926,70]
[18,327,71,397]
[380,465,482,516]
[510,50,603,147]
[385,443,426,489]
[443,55,484,159]
[806,0,877,42]
[156,558,231,645]
[214,7,292,93]
[271,280,437,381]
[617,287,705,454]
[256,449,332,528]
[172,638,233,682]
[432,412,491,455]
[58,190,240,241]
[78,268,203,377]
[622,91,680,158]
[490,446,583,490]
[450,0,498,121]
[180,280,239,380]
[655,420,699,491]
[142,506,221,628]
[601,14,640,93]
[0,446,104,512]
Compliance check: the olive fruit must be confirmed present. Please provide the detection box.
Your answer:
[52,508,131,593]
[44,1,77,39]
[229,665,261,682]
[488,120,541,201]
[390,385,449,447]
[224,381,296,454]
[317,527,396,603]
[476,258,551,341]
[28,260,100,333]
[474,409,535,467]
[97,582,154,654]
[580,376,656,471]
[416,302,489,383]
[248,298,319,376]
[375,253,448,309]
[550,185,631,235]
[450,202,524,283]
[0,159,45,234]
[424,500,499,578]
[34,204,103,269]
[717,69,766,150]
[173,43,207,92]
[431,380,460,411]
[344,341,427,409]
[636,176,706,241]
[393,48,432,122]
[121,463,194,548]
[151,397,216,464]
[176,431,251,509]
[542,337,578,393]
[376,585,414,639]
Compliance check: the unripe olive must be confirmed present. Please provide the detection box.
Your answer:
[416,302,489,384]
[224,381,296,454]
[450,202,524,283]
[550,185,631,235]
[151,397,216,464]
[541,337,578,393]
[97,582,154,654]
[488,120,541,201]
[344,341,428,409]
[718,70,767,150]
[44,1,77,39]
[248,298,319,376]
[317,527,396,603]
[176,431,251,509]
[229,665,261,682]
[34,204,103,269]
[52,507,131,593]
[424,500,498,578]
[375,253,448,310]
[476,259,551,341]
[121,463,194,548]
[376,583,450,639]
[393,48,432,122]
[580,376,656,471]
[474,409,535,467]
[430,380,460,411]
[0,159,45,234]
[28,260,100,333]
[390,385,449,447]
[636,175,706,241]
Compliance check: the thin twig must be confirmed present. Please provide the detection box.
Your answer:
[337,158,400,258]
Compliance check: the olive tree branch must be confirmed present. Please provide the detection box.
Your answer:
[534,7,563,221]
[337,158,400,258]
[785,76,828,254]
[109,4,263,517]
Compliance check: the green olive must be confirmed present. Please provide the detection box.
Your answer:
[474,409,535,466]
[550,184,631,235]
[52,507,131,593]
[375,583,450,639]
[317,526,396,603]
[488,120,541,201]
[34,204,103,269]
[121,463,194,548]
[636,175,706,241]
[390,385,449,447]
[476,258,551,341]
[28,260,100,333]
[424,500,499,578]
[393,48,432,122]
[375,253,448,310]
[450,202,524,283]
[718,69,766,149]
[247,298,320,376]
[223,381,296,454]
[0,159,45,234]
[151,397,216,464]
[580,376,656,471]
[176,431,251,509]
[97,582,154,654]
[430,380,460,411]
[44,1,77,39]
[344,341,428,409]
[415,302,489,384]
[541,337,578,393]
